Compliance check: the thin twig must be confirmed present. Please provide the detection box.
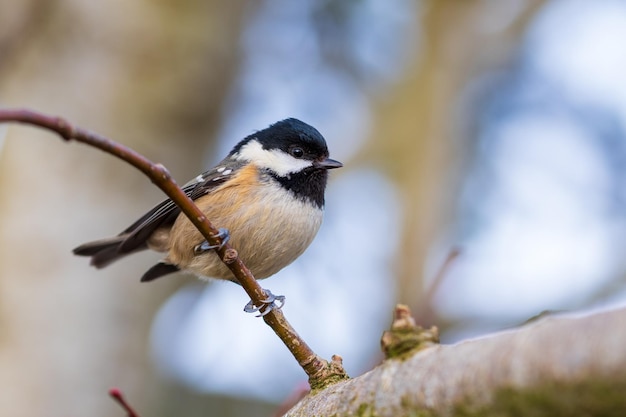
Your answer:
[0,108,345,385]
[414,247,461,325]
[109,388,141,417]
[424,247,461,304]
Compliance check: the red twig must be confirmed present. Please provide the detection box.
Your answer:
[109,388,141,417]
[0,108,346,387]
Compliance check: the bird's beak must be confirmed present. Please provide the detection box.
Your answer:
[315,158,343,170]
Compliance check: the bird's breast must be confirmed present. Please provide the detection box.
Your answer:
[167,168,324,280]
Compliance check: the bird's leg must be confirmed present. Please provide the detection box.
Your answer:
[193,228,230,254]
[244,289,286,317]
[194,229,284,316]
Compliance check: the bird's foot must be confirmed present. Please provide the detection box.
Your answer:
[244,289,286,317]
[193,228,230,254]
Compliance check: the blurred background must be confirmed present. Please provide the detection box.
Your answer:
[2,0,626,415]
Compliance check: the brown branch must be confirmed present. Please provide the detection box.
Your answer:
[0,108,346,386]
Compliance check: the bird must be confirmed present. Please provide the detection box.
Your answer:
[73,118,342,310]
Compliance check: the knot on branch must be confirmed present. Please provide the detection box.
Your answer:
[151,163,172,181]
[223,248,238,264]
[307,354,349,392]
[53,116,76,141]
[381,304,439,360]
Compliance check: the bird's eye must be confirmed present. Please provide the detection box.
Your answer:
[290,147,304,158]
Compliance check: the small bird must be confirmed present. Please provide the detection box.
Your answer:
[74,118,342,305]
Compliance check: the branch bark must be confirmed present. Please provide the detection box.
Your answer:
[286,306,626,416]
[0,108,347,388]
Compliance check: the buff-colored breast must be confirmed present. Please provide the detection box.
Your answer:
[163,164,323,281]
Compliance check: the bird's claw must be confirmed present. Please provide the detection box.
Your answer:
[194,228,230,254]
[244,289,285,317]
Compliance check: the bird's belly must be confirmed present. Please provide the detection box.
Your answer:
[166,184,323,281]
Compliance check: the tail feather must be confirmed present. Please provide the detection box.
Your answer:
[73,235,147,268]
[141,262,180,282]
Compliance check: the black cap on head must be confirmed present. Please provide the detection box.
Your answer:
[230,118,341,208]
[231,118,329,160]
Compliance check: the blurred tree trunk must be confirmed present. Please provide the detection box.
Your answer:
[364,0,547,320]
[0,1,253,416]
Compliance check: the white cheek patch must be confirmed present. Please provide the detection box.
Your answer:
[236,139,313,176]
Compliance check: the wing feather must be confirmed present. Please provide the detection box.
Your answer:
[117,158,243,253]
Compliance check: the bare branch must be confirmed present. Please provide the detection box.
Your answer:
[0,108,347,386]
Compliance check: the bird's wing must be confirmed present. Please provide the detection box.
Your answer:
[117,158,244,253]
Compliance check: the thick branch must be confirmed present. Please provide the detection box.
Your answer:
[0,108,346,386]
[286,306,626,416]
